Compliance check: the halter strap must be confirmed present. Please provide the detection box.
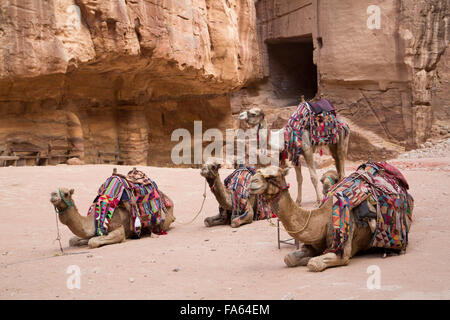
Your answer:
[54,189,74,215]
[327,176,336,186]
[266,179,290,202]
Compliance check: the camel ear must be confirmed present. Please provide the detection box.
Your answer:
[281,167,290,177]
[69,189,74,195]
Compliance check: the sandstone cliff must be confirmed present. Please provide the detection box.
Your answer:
[0,0,261,165]
[0,0,448,167]
[233,0,449,161]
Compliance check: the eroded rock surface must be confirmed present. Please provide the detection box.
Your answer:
[0,0,448,166]
[0,0,260,165]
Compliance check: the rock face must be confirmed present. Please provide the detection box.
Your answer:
[232,0,449,160]
[0,0,260,165]
[0,0,448,166]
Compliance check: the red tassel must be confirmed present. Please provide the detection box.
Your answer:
[320,148,323,156]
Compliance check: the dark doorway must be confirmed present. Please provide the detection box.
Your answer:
[267,35,317,105]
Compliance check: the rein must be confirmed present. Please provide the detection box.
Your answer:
[327,176,336,186]
[266,178,290,203]
[53,189,75,254]
[175,179,207,225]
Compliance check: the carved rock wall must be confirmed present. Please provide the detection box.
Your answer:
[0,0,261,165]
[232,0,449,161]
[1,0,448,166]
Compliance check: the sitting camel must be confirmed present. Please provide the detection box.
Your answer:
[249,166,413,272]
[320,169,339,197]
[239,103,349,205]
[200,157,256,228]
[49,187,175,249]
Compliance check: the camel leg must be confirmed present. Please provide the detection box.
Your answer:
[337,140,347,180]
[87,226,126,249]
[294,165,303,205]
[335,133,349,179]
[69,236,89,247]
[302,149,322,204]
[306,221,355,272]
[284,244,317,267]
[329,144,343,181]
[204,207,229,227]
[231,197,255,228]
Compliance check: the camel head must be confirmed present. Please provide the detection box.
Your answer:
[320,170,339,196]
[249,166,290,200]
[200,157,222,179]
[238,107,265,128]
[50,187,75,214]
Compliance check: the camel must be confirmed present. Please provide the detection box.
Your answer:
[49,187,175,249]
[320,169,339,197]
[249,166,412,272]
[200,157,256,228]
[239,104,349,205]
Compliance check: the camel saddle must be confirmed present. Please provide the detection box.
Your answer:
[308,99,336,114]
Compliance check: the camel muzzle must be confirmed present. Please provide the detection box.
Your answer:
[50,192,60,204]
[238,111,248,120]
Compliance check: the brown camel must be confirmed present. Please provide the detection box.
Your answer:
[200,157,255,228]
[239,105,349,205]
[249,166,411,272]
[49,187,175,248]
[320,169,339,196]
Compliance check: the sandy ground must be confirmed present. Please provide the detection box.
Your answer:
[1,157,450,300]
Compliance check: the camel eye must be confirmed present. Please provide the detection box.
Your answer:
[64,192,69,197]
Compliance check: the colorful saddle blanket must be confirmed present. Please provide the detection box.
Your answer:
[283,101,349,166]
[87,169,170,236]
[323,161,413,256]
[223,166,275,222]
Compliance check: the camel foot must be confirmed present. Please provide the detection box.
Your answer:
[69,236,89,247]
[204,218,212,227]
[204,216,228,227]
[231,213,253,228]
[231,218,241,228]
[306,256,328,272]
[307,253,346,272]
[87,237,101,249]
[284,252,312,268]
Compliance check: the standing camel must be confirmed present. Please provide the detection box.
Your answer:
[239,101,349,205]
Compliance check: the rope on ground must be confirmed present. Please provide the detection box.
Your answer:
[54,210,64,254]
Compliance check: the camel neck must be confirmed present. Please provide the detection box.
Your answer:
[274,189,320,243]
[209,175,232,210]
[58,205,95,239]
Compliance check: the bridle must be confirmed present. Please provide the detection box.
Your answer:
[264,177,290,203]
[327,176,336,186]
[54,189,75,215]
